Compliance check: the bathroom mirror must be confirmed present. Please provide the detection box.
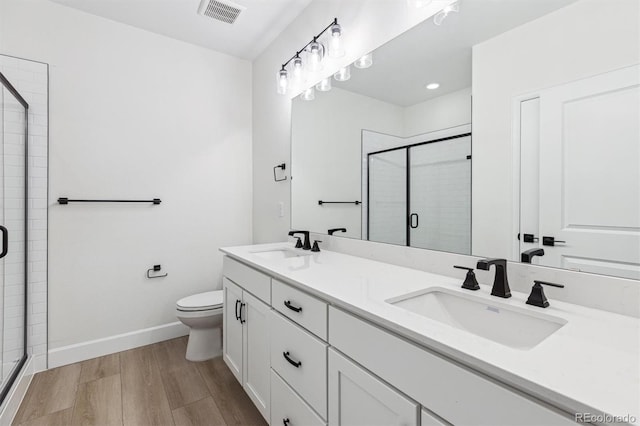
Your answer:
[291,0,640,280]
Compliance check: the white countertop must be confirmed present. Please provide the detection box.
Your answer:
[221,242,640,425]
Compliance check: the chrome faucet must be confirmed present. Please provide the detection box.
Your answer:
[476,258,511,298]
[288,230,311,250]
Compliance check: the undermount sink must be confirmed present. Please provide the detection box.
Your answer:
[251,248,312,260]
[387,287,567,350]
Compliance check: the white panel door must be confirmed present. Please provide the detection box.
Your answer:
[242,291,271,422]
[409,136,471,254]
[538,65,640,279]
[222,278,243,384]
[328,348,418,426]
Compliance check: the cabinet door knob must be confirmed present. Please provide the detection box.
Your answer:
[283,351,302,368]
[283,418,290,426]
[234,300,240,321]
[284,300,302,313]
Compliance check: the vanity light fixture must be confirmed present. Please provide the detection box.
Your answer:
[434,1,460,25]
[316,77,332,92]
[276,18,343,95]
[276,68,289,95]
[334,65,351,82]
[426,82,440,90]
[292,55,304,80]
[329,22,345,58]
[300,87,315,101]
[307,40,325,72]
[354,53,373,69]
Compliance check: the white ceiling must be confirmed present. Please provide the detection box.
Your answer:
[335,0,578,107]
[48,0,313,60]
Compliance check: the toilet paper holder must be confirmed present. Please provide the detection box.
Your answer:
[147,265,168,279]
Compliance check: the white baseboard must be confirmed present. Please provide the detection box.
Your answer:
[0,356,34,426]
[48,322,189,368]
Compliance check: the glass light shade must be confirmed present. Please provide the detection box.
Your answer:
[276,69,288,95]
[307,41,324,72]
[434,1,460,25]
[354,53,373,69]
[315,77,332,92]
[292,56,304,79]
[328,23,345,58]
[300,87,315,101]
[333,65,351,82]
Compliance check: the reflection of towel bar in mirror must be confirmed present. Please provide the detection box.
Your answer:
[318,201,360,206]
[58,198,162,205]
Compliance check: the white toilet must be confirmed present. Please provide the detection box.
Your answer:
[176,290,223,361]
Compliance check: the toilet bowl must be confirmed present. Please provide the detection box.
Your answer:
[176,290,223,361]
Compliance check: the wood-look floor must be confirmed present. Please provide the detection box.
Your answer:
[13,337,267,426]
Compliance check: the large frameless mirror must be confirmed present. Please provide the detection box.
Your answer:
[291,0,640,280]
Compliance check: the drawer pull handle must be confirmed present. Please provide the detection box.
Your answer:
[283,419,290,426]
[235,300,240,321]
[283,351,302,368]
[284,300,302,313]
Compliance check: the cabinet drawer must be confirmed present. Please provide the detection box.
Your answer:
[271,311,328,419]
[329,307,576,426]
[223,256,271,303]
[272,279,327,340]
[271,369,325,426]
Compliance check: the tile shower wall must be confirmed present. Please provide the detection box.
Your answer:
[0,55,48,371]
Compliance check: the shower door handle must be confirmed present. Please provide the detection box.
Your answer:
[0,226,7,259]
[410,214,419,229]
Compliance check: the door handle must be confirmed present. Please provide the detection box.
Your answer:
[283,351,302,368]
[235,299,240,321]
[0,226,7,259]
[542,236,566,247]
[409,213,419,229]
[518,233,539,243]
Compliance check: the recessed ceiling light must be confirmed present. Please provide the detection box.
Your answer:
[426,83,440,90]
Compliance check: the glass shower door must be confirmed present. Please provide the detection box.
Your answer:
[0,73,28,401]
[368,149,407,245]
[408,136,471,254]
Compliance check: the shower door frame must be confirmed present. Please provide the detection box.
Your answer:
[0,71,29,405]
[366,131,472,248]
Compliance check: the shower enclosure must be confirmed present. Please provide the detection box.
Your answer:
[0,71,28,404]
[367,133,472,254]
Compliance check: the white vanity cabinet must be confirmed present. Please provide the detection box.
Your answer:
[222,257,271,422]
[328,348,419,426]
[329,307,577,426]
[222,254,582,426]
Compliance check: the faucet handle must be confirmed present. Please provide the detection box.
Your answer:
[527,280,564,308]
[533,280,565,288]
[294,237,303,249]
[453,265,480,291]
[311,240,322,252]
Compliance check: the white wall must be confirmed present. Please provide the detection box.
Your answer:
[252,0,455,243]
[1,0,253,357]
[291,87,403,239]
[403,87,471,137]
[472,0,640,258]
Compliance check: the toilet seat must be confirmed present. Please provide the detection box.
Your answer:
[177,290,223,312]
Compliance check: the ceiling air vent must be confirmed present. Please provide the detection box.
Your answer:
[198,0,246,24]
